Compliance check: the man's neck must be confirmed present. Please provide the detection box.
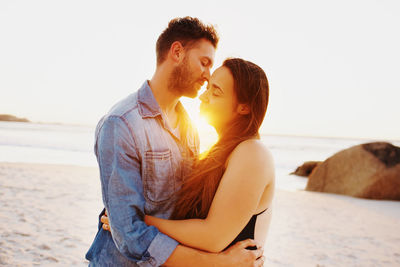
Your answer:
[149,67,181,129]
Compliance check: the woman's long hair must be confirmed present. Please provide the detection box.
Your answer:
[172,58,269,220]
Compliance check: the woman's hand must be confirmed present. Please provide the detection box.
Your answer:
[101,210,111,232]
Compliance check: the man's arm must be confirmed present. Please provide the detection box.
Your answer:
[97,116,177,266]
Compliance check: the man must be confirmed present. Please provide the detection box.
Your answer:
[86,17,264,266]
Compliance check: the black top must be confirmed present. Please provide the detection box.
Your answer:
[225,208,268,250]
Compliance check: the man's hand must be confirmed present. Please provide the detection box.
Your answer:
[101,210,111,231]
[216,239,265,267]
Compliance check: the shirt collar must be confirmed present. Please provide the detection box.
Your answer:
[137,80,197,153]
[137,81,189,122]
[137,81,162,118]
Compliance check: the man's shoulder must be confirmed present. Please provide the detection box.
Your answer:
[95,91,144,134]
[108,91,140,119]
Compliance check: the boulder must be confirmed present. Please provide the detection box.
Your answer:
[306,142,400,200]
[291,161,321,177]
[0,114,29,122]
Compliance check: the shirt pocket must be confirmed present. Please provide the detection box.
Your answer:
[143,149,175,204]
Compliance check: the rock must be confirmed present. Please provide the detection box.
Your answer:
[291,161,322,177]
[0,114,30,122]
[306,142,400,200]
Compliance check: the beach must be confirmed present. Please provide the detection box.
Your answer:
[1,162,400,266]
[0,163,102,266]
[1,122,400,266]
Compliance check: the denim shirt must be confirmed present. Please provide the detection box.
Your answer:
[85,81,199,266]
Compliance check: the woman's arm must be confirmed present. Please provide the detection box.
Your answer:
[145,140,275,253]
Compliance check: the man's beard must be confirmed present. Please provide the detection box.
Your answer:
[168,57,200,98]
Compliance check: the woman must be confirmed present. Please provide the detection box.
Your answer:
[104,58,274,253]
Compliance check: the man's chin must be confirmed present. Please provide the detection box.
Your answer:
[182,88,199,98]
[183,92,198,98]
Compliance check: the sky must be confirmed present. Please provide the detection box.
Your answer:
[1,0,399,140]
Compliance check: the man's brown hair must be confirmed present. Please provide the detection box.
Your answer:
[156,17,219,65]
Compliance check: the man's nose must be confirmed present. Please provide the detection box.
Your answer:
[202,67,211,81]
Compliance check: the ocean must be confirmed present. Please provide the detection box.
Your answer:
[1,121,398,191]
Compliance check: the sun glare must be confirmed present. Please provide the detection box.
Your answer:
[195,116,218,153]
[181,97,218,153]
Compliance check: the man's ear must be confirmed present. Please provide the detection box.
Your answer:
[237,103,250,115]
[169,41,185,63]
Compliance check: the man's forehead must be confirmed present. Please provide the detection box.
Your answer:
[190,39,215,56]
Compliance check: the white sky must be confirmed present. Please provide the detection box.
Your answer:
[1,0,399,140]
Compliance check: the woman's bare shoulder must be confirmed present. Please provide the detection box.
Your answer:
[226,139,274,175]
[232,139,273,161]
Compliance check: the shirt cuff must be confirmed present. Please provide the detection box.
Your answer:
[142,232,179,266]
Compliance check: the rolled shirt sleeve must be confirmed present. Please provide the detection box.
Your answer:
[96,116,178,266]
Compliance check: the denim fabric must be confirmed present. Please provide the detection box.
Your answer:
[85,81,199,266]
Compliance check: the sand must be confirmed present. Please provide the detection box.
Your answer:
[1,162,400,266]
[0,162,102,266]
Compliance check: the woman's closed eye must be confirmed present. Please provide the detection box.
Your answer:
[212,86,223,97]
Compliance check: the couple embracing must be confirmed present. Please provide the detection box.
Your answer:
[86,16,275,267]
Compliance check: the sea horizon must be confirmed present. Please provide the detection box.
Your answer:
[1,120,399,142]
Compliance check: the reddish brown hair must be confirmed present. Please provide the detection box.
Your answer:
[156,17,219,65]
[172,58,269,219]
